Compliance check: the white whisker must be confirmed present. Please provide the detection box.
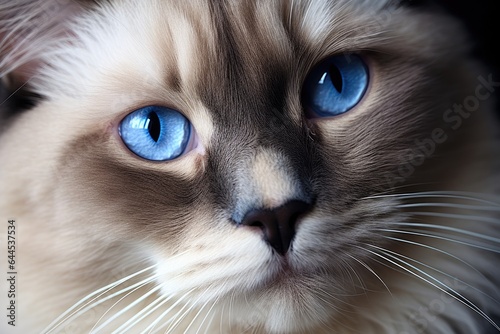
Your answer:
[194,279,229,334]
[162,280,227,334]
[384,222,500,244]
[158,302,195,334]
[377,237,499,305]
[362,191,499,205]
[345,253,392,297]
[228,290,235,332]
[363,245,500,331]
[407,211,500,225]
[380,234,487,277]
[139,288,195,334]
[65,273,161,330]
[201,309,217,334]
[396,202,500,211]
[218,293,226,334]
[113,293,172,334]
[90,283,163,333]
[174,296,211,334]
[378,228,500,253]
[342,257,367,291]
[42,265,156,334]
[312,285,356,311]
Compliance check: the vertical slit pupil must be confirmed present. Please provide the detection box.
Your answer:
[148,112,161,142]
[328,65,343,93]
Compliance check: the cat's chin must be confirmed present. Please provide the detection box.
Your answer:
[153,246,340,332]
[230,255,349,333]
[229,273,336,333]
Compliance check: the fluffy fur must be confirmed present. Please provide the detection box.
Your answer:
[1,0,499,333]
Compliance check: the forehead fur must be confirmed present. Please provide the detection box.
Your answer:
[30,0,466,103]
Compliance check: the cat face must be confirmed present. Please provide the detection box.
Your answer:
[1,0,499,333]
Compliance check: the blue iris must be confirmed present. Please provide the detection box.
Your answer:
[303,54,369,117]
[120,106,191,161]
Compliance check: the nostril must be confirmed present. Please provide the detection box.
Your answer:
[241,210,280,248]
[240,200,312,255]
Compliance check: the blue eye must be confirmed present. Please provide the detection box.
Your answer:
[119,106,191,161]
[302,54,369,117]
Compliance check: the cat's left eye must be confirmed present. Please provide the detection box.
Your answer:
[119,106,191,161]
[302,54,369,118]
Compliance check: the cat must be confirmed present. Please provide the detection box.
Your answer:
[1,0,499,333]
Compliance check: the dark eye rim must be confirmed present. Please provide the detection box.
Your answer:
[301,53,370,119]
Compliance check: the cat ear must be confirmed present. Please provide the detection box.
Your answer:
[0,0,87,89]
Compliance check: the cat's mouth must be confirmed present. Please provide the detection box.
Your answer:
[265,249,321,284]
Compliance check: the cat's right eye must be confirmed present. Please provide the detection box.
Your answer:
[119,106,192,161]
[302,54,369,118]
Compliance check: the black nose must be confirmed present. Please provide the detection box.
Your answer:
[240,200,312,255]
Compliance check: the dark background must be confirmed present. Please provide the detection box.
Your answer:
[433,0,499,77]
[428,0,500,117]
